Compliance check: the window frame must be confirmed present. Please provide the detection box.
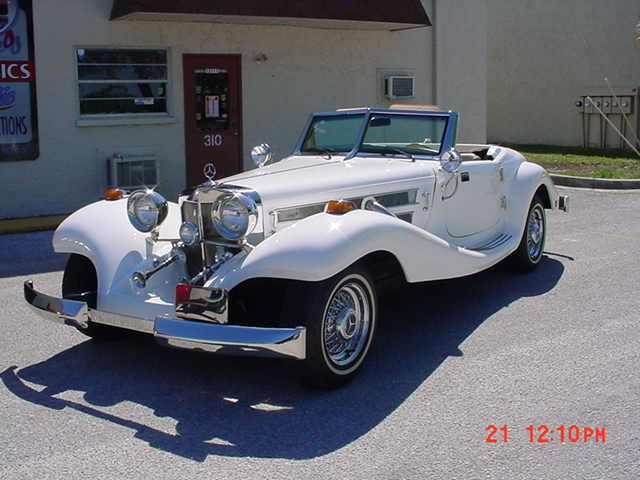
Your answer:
[74,46,172,122]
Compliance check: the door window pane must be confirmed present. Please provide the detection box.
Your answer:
[194,68,230,132]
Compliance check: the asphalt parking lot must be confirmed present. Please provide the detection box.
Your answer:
[1,186,638,479]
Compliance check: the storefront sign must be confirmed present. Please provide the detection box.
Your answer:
[0,0,38,161]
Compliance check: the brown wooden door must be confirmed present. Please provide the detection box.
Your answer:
[183,54,243,185]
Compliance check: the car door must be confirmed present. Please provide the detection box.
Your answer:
[442,159,504,238]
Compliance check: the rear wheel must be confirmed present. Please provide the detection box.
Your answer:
[283,263,377,388]
[508,196,546,272]
[62,254,128,341]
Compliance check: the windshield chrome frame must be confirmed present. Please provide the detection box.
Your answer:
[293,108,458,161]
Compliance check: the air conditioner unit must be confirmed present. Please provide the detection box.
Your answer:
[108,153,159,189]
[385,76,415,100]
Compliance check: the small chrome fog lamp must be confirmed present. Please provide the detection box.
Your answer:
[251,143,272,168]
[179,221,200,246]
[212,193,258,241]
[127,190,168,233]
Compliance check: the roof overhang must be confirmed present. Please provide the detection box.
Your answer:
[110,1,431,31]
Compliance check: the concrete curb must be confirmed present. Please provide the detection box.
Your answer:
[550,174,640,190]
[0,215,67,235]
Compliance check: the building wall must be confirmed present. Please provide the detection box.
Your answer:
[487,0,640,146]
[429,0,488,144]
[1,0,435,219]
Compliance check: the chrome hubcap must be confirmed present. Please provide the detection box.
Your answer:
[323,280,371,367]
[526,205,545,260]
[335,308,358,340]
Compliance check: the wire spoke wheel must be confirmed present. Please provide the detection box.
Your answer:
[508,195,547,272]
[526,204,545,261]
[284,265,378,387]
[323,279,371,367]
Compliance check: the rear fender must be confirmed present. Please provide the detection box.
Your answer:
[505,161,558,240]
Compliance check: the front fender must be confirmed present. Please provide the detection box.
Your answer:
[53,198,183,318]
[207,209,511,290]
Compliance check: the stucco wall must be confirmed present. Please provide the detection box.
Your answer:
[428,0,488,144]
[0,0,434,218]
[487,0,640,146]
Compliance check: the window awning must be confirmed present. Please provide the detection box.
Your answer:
[110,0,431,31]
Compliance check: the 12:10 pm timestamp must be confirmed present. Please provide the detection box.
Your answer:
[485,425,606,443]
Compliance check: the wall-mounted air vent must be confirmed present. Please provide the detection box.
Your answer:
[385,76,415,100]
[108,153,159,189]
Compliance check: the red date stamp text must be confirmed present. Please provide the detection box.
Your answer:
[485,425,606,443]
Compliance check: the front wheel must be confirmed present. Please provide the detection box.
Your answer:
[508,195,546,272]
[284,264,377,387]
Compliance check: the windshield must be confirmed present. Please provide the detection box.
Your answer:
[301,114,365,153]
[300,112,448,156]
[361,114,448,156]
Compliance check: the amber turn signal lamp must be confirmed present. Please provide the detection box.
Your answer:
[104,189,124,201]
[325,200,357,215]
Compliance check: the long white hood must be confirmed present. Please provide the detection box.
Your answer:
[221,154,438,211]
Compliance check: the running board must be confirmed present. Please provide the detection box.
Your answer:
[468,233,513,251]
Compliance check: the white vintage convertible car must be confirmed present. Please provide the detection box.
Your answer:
[25,106,568,386]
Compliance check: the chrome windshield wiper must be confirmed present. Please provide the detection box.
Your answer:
[362,146,415,162]
[384,147,414,161]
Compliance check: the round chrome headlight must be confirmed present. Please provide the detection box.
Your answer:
[127,190,168,233]
[212,193,258,241]
[179,221,200,246]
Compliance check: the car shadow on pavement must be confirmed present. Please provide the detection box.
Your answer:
[0,231,68,278]
[1,257,565,461]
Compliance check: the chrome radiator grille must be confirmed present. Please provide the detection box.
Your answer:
[181,200,217,275]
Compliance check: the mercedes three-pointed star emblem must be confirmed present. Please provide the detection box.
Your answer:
[203,163,217,182]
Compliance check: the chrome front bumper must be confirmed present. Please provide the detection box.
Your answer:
[24,280,89,329]
[154,318,306,360]
[23,281,306,360]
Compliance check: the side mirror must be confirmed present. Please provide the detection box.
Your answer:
[440,148,462,173]
[251,143,272,168]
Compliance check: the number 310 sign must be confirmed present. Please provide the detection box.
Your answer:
[204,134,223,147]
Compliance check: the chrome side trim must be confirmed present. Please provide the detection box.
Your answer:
[469,233,513,252]
[24,281,89,329]
[272,189,420,227]
[154,318,307,360]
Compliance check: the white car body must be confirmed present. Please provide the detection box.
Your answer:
[25,107,568,384]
